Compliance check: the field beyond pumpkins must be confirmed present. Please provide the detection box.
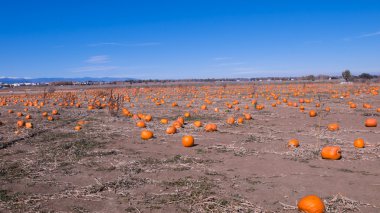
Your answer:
[0,82,379,212]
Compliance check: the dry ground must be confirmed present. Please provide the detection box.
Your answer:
[0,83,379,212]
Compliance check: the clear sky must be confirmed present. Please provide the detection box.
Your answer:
[0,0,379,79]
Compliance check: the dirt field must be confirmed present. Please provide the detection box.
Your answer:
[0,82,379,212]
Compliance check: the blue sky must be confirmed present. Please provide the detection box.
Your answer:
[0,0,379,79]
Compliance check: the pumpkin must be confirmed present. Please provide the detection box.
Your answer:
[25,122,33,129]
[136,121,146,128]
[141,130,154,140]
[325,107,330,112]
[321,146,341,160]
[237,117,244,124]
[166,126,177,134]
[354,138,365,148]
[194,120,202,127]
[77,120,86,125]
[205,123,217,132]
[172,121,183,128]
[47,116,54,121]
[327,123,339,131]
[309,110,317,117]
[17,120,25,127]
[349,103,357,108]
[365,118,377,127]
[182,135,194,147]
[177,117,185,125]
[8,109,14,113]
[17,112,23,117]
[298,194,325,213]
[363,103,372,109]
[52,109,59,115]
[244,113,252,120]
[184,112,191,118]
[226,117,235,124]
[25,114,32,120]
[160,118,168,124]
[74,125,82,131]
[144,114,152,122]
[42,112,48,117]
[288,139,299,148]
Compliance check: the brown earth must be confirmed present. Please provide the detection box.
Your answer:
[0,83,379,212]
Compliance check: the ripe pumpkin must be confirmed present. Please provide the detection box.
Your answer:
[74,125,82,131]
[25,114,32,120]
[177,117,185,125]
[321,146,341,160]
[141,130,154,140]
[205,123,217,132]
[288,139,299,148]
[52,109,59,115]
[194,120,202,127]
[226,117,235,124]
[244,113,252,120]
[25,122,33,129]
[42,112,48,117]
[309,110,317,117]
[327,123,339,131]
[144,114,152,122]
[237,117,244,124]
[17,120,25,127]
[184,112,191,118]
[166,126,177,134]
[77,120,86,125]
[182,135,194,147]
[365,118,377,127]
[172,121,183,128]
[47,116,54,121]
[136,121,146,128]
[353,138,365,148]
[298,195,325,213]
[160,118,168,124]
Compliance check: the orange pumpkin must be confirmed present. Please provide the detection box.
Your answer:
[160,118,168,124]
[237,117,244,124]
[184,112,191,118]
[17,120,25,127]
[172,121,183,128]
[288,139,299,148]
[52,109,59,115]
[144,114,152,122]
[25,122,33,129]
[226,117,235,125]
[193,120,202,127]
[298,195,325,213]
[136,121,146,128]
[141,130,154,140]
[205,123,217,132]
[244,114,252,120]
[74,125,82,131]
[182,135,194,147]
[353,138,365,148]
[365,118,377,127]
[321,146,341,160]
[166,126,177,134]
[309,110,317,117]
[327,123,339,131]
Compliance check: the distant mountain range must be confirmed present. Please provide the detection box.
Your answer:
[0,77,136,84]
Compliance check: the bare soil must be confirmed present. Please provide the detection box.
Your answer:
[0,83,379,212]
